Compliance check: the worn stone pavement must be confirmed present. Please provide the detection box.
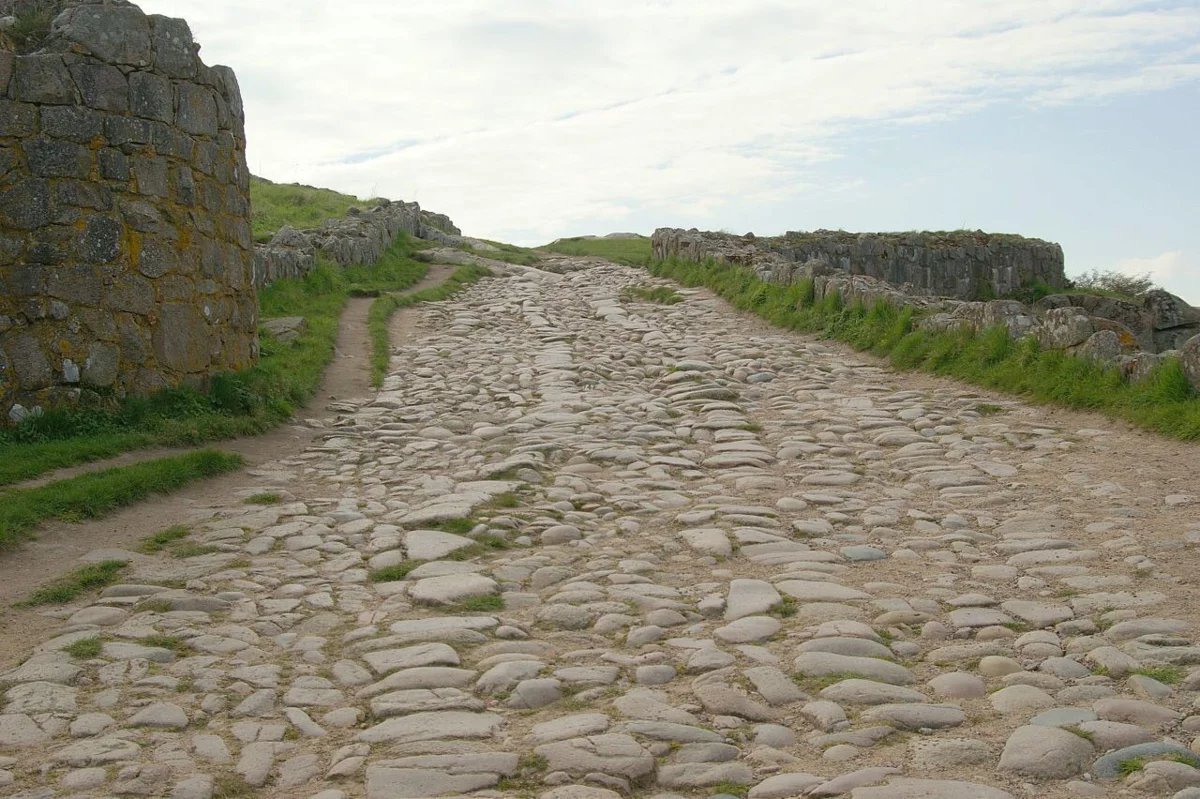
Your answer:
[4,258,1200,799]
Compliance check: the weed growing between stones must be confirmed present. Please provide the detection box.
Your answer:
[453,594,504,612]
[137,525,191,554]
[244,492,282,505]
[1131,665,1186,684]
[63,637,102,659]
[18,560,128,606]
[647,257,1200,441]
[620,284,683,304]
[368,561,421,583]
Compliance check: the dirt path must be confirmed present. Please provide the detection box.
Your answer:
[0,265,460,654]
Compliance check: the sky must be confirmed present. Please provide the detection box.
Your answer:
[138,1,1200,302]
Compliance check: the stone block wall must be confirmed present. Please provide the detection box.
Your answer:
[652,228,1067,300]
[0,0,253,420]
[252,200,462,287]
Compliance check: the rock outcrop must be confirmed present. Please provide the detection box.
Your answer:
[1,0,253,420]
[652,227,1200,391]
[251,199,462,287]
[652,227,1066,300]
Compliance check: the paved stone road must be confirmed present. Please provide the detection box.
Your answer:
[5,259,1200,799]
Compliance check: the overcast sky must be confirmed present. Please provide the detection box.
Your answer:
[139,1,1200,301]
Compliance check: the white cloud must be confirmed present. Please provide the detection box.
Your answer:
[1113,250,1188,282]
[136,1,1200,244]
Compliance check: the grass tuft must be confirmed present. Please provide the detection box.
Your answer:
[620,284,683,305]
[368,561,421,583]
[244,492,282,505]
[141,634,191,656]
[769,597,798,618]
[1131,665,1186,685]
[792,670,868,691]
[212,772,256,799]
[64,636,103,659]
[137,525,191,554]
[18,560,128,606]
[451,594,504,612]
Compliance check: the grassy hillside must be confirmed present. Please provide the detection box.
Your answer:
[541,235,652,265]
[251,177,374,240]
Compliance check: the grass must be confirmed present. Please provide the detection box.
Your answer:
[19,560,128,606]
[0,235,435,487]
[244,492,282,505]
[769,597,798,618]
[540,235,652,265]
[427,518,478,535]
[0,451,242,548]
[711,782,750,798]
[620,284,683,305]
[250,176,373,239]
[369,560,421,582]
[64,637,103,659]
[171,542,220,559]
[645,257,1200,441]
[489,492,521,509]
[212,773,256,799]
[1,2,57,53]
[451,594,504,612]
[137,525,191,554]
[136,599,175,614]
[1065,726,1095,743]
[368,263,491,386]
[141,634,191,656]
[495,752,549,792]
[1131,665,1186,684]
[792,671,868,691]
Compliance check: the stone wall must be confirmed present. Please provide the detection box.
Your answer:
[252,200,462,287]
[0,0,253,420]
[652,227,1067,300]
[652,226,1200,391]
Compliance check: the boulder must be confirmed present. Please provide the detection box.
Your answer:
[1182,334,1200,392]
[1036,308,1094,349]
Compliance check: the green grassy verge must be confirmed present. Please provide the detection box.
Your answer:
[470,240,542,266]
[647,257,1200,440]
[540,235,652,265]
[369,264,493,387]
[0,450,243,549]
[0,236,430,487]
[19,559,129,607]
[250,177,373,239]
